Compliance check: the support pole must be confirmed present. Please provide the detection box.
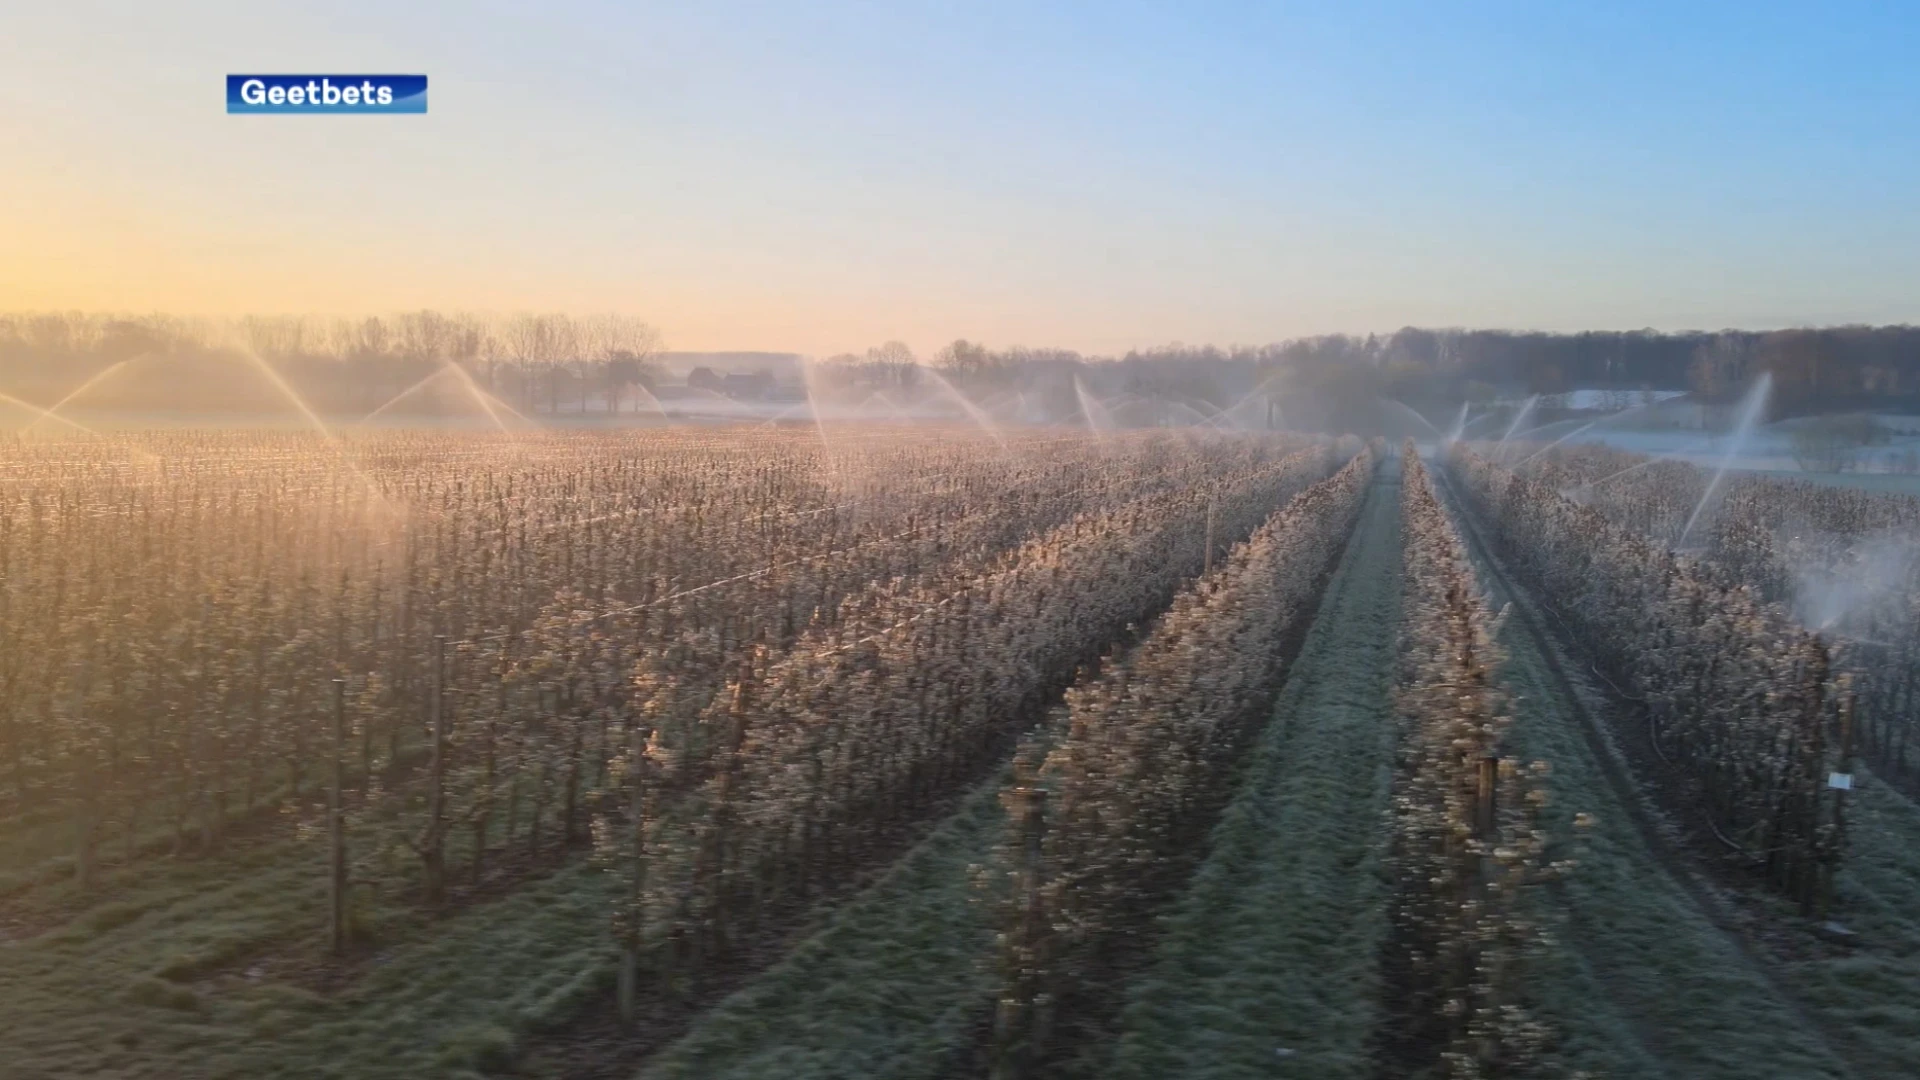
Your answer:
[992,786,1051,1080]
[328,678,349,954]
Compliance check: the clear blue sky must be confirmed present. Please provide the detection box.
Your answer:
[4,0,1917,354]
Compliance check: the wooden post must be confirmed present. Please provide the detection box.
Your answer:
[74,666,97,890]
[329,678,349,954]
[474,641,506,885]
[1471,752,1501,1066]
[424,636,447,905]
[618,723,651,1026]
[1475,755,1499,844]
[1204,498,1218,574]
[1823,687,1856,918]
[992,786,1050,1080]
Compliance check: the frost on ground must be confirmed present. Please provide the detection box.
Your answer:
[1108,463,1403,1080]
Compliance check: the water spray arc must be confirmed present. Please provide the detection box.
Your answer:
[1492,395,1540,462]
[1073,375,1115,444]
[1509,396,1672,470]
[357,367,458,426]
[0,390,100,434]
[1380,399,1445,440]
[1678,373,1773,548]
[22,358,139,433]
[921,368,1006,448]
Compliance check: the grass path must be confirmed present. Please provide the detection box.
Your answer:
[635,765,1007,1080]
[1787,778,1920,1076]
[1432,461,1857,1080]
[0,840,625,1079]
[1104,462,1403,1080]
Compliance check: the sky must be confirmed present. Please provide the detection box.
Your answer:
[4,1,1919,357]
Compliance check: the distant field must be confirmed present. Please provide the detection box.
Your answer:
[1740,468,1920,495]
[1574,422,1920,474]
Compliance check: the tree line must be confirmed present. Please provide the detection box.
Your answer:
[862,327,1920,425]
[0,311,664,417]
[1092,327,1920,417]
[8,310,1920,425]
